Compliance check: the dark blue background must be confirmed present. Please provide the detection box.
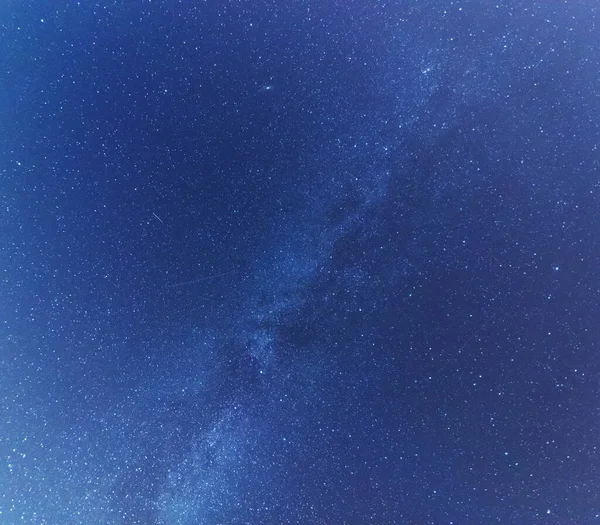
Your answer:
[1,1,599,523]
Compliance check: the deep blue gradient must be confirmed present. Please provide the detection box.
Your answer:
[2,1,599,523]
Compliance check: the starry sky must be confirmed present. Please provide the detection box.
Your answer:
[1,1,599,524]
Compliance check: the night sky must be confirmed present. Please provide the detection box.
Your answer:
[1,1,599,524]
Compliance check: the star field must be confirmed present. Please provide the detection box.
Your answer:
[1,1,599,524]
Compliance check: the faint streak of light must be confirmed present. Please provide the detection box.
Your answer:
[165,270,238,289]
[152,212,164,224]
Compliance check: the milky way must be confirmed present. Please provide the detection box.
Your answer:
[1,1,599,524]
